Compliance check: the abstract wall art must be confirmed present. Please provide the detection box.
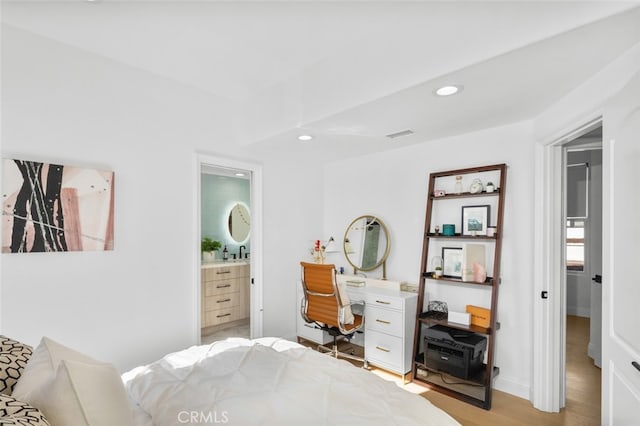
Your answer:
[2,159,114,253]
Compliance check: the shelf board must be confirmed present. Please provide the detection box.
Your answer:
[430,189,500,200]
[422,272,494,286]
[414,353,499,386]
[418,313,492,334]
[412,356,500,409]
[426,233,497,240]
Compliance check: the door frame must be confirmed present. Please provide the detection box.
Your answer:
[565,144,603,367]
[532,115,602,411]
[193,153,264,343]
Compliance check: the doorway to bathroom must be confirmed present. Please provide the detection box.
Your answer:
[196,154,263,345]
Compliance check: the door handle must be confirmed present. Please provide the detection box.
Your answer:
[592,274,602,284]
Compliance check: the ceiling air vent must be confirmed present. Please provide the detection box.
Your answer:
[385,129,414,139]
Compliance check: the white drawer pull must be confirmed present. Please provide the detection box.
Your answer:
[375,319,391,324]
[375,346,390,353]
[375,300,391,305]
[217,298,231,303]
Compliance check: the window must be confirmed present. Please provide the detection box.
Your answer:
[566,219,585,271]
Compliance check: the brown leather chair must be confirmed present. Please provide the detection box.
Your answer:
[300,261,365,363]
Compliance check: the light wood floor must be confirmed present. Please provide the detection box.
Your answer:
[422,315,601,425]
[303,315,601,425]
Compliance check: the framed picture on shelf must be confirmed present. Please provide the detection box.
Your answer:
[442,247,463,278]
[461,204,491,236]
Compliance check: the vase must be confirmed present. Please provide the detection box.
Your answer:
[202,251,216,263]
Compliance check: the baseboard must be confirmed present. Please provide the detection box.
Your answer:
[587,342,602,368]
[281,332,299,342]
[566,305,591,318]
[494,376,530,400]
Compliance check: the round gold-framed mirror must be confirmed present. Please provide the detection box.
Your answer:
[227,203,250,243]
[343,215,390,279]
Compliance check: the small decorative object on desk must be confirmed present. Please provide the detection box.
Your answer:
[313,240,325,263]
[485,182,495,193]
[454,175,463,194]
[433,189,446,197]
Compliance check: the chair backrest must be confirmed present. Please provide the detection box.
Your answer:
[300,262,340,328]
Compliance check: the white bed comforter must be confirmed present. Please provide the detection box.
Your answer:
[123,337,459,426]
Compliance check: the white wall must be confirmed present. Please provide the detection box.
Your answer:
[323,121,536,398]
[0,25,320,371]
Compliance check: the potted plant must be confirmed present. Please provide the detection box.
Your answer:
[434,266,443,278]
[485,181,495,193]
[201,237,222,262]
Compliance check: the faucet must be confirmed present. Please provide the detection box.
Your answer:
[239,245,246,259]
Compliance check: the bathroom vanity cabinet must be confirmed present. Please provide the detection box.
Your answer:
[201,262,250,332]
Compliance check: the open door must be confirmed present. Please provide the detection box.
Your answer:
[601,71,640,424]
[587,153,602,368]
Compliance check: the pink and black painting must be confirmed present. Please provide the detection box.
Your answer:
[2,159,114,253]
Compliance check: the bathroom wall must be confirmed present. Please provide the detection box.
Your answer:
[201,173,251,258]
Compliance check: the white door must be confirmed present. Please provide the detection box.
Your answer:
[601,71,640,424]
[588,152,602,368]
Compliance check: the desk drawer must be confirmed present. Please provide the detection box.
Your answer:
[364,330,403,371]
[366,306,404,336]
[365,293,403,311]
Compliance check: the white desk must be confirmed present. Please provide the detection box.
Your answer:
[296,277,418,377]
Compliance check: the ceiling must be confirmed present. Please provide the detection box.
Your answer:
[2,1,640,161]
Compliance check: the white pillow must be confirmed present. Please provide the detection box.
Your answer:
[12,337,133,426]
[27,359,133,426]
[12,337,95,400]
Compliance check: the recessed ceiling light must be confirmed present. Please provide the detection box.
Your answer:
[297,134,313,141]
[435,85,463,97]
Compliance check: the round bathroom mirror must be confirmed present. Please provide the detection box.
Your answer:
[343,215,390,279]
[228,203,250,243]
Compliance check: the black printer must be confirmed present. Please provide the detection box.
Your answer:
[424,325,487,380]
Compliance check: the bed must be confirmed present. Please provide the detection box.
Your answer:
[2,335,460,426]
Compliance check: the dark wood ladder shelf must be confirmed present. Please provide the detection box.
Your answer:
[411,163,507,410]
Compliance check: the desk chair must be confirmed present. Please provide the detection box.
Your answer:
[300,261,365,364]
